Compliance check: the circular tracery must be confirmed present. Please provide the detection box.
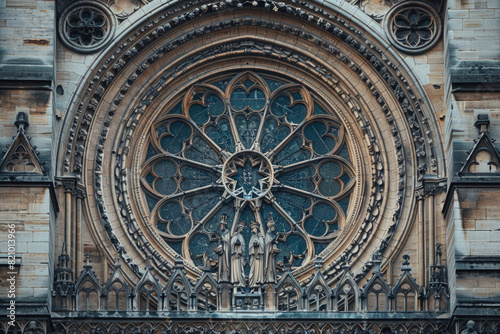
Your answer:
[222,151,273,200]
[139,71,356,271]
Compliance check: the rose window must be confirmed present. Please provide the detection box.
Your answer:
[140,72,355,272]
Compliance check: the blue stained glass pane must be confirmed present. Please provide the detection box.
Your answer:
[313,102,327,115]
[265,79,283,92]
[338,143,351,162]
[340,172,351,187]
[145,193,159,212]
[145,143,158,161]
[277,234,307,267]
[261,203,292,233]
[292,92,303,101]
[180,165,218,191]
[274,191,310,222]
[271,94,307,124]
[168,101,182,115]
[159,121,192,154]
[337,196,350,215]
[304,217,327,237]
[260,118,291,153]
[184,135,221,165]
[318,161,342,196]
[313,242,329,254]
[204,202,234,233]
[312,202,337,221]
[230,88,266,111]
[276,166,315,192]
[159,201,192,236]
[213,80,229,92]
[189,93,224,125]
[189,233,219,267]
[168,241,183,256]
[205,118,235,153]
[145,172,155,187]
[153,160,177,195]
[270,94,290,117]
[184,190,222,222]
[304,122,336,155]
[235,114,260,149]
[274,137,311,166]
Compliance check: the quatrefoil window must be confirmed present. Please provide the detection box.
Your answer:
[140,72,355,272]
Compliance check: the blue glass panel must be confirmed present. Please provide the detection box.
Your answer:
[153,160,177,195]
[274,191,310,222]
[271,94,307,124]
[168,101,182,115]
[189,233,219,267]
[276,166,315,192]
[168,241,183,256]
[313,102,327,115]
[338,143,351,163]
[184,190,222,222]
[313,242,328,254]
[184,135,221,165]
[180,165,218,191]
[205,118,236,153]
[304,122,336,155]
[159,201,192,236]
[340,172,351,187]
[145,172,155,187]
[277,234,307,266]
[145,193,159,212]
[313,202,337,221]
[303,202,338,238]
[213,80,229,92]
[159,121,192,154]
[204,202,234,233]
[145,143,158,161]
[337,196,350,215]
[274,137,311,166]
[189,93,224,125]
[260,118,291,153]
[235,114,260,149]
[261,203,292,233]
[318,161,342,196]
[265,79,283,93]
[230,88,266,111]
[304,217,327,237]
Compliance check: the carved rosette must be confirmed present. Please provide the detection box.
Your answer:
[58,0,116,53]
[384,1,442,54]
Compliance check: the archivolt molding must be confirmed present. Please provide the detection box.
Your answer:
[56,0,444,288]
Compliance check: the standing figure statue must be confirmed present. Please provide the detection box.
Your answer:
[214,214,231,282]
[231,222,246,286]
[264,213,280,283]
[248,221,264,287]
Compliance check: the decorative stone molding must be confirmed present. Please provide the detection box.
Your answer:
[384,1,442,54]
[58,0,116,53]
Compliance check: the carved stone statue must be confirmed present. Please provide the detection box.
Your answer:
[460,321,477,334]
[248,221,264,287]
[264,213,280,283]
[214,214,231,282]
[231,222,246,286]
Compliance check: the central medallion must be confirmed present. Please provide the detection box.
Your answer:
[222,150,274,200]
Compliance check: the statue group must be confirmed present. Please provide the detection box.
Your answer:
[214,213,280,286]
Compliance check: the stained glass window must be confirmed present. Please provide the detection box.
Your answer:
[140,72,355,271]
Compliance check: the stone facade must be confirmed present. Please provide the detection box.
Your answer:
[0,0,499,332]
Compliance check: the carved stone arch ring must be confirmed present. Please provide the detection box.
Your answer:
[58,0,117,54]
